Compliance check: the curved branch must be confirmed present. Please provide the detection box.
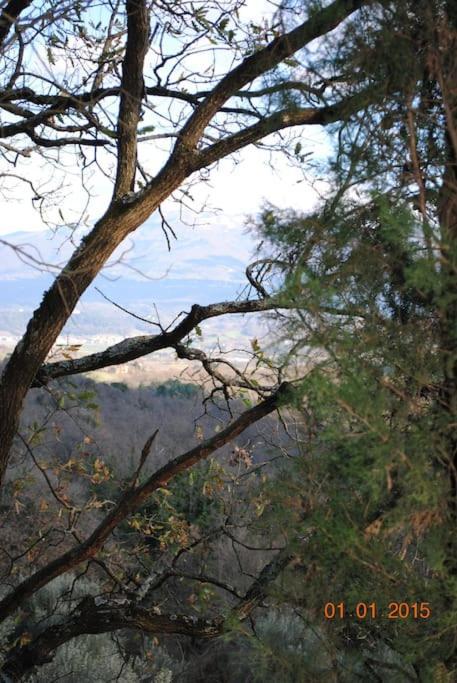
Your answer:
[174,342,270,394]
[192,88,378,171]
[1,544,293,680]
[1,601,223,680]
[170,0,369,154]
[33,298,284,386]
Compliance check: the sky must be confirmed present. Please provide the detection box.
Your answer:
[0,138,332,312]
[1,135,330,242]
[0,0,337,354]
[0,0,333,283]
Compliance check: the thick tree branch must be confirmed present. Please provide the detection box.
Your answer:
[0,544,293,680]
[32,298,282,386]
[233,544,294,621]
[0,382,291,623]
[0,0,31,48]
[171,0,369,155]
[1,602,223,680]
[113,0,149,198]
[192,88,379,171]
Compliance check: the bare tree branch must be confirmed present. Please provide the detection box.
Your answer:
[192,88,379,171]
[113,0,149,198]
[0,381,291,623]
[0,543,293,680]
[169,0,369,155]
[32,298,284,386]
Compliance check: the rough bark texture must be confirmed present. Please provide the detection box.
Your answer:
[1,544,293,681]
[33,299,283,385]
[113,0,149,199]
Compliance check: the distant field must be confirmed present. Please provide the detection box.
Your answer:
[0,341,294,388]
[0,343,204,386]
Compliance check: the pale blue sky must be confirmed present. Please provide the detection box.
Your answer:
[0,0,332,279]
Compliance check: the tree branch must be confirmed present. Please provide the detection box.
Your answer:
[174,342,269,393]
[0,382,292,623]
[113,0,149,198]
[0,543,293,680]
[0,601,223,680]
[169,0,369,156]
[32,298,284,386]
[192,88,379,171]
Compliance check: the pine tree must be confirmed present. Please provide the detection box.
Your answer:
[249,1,457,678]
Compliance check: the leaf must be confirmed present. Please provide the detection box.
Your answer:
[46,47,55,65]
[78,390,96,401]
[202,481,213,497]
[250,338,260,352]
[19,632,32,646]
[157,487,172,496]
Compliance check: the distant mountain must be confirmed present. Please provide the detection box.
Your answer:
[0,222,266,348]
[0,274,245,308]
[0,218,253,283]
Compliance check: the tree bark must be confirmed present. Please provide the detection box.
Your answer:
[1,543,293,681]
[0,0,370,486]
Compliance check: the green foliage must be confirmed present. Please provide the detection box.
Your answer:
[155,379,199,399]
[250,191,457,676]
[246,2,457,674]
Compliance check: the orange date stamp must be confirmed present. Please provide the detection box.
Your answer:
[323,601,431,620]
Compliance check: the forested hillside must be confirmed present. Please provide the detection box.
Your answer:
[1,374,299,682]
[0,374,420,682]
